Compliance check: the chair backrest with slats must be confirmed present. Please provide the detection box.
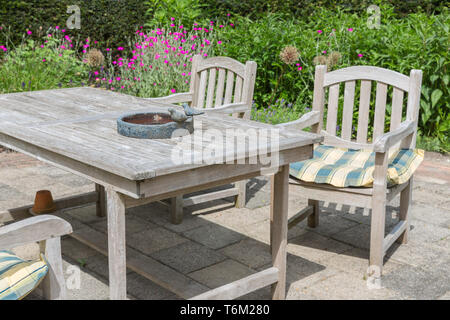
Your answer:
[189,55,257,119]
[311,65,422,150]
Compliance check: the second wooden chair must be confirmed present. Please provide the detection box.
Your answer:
[148,55,257,224]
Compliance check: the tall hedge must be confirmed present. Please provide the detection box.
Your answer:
[201,0,447,19]
[0,0,148,48]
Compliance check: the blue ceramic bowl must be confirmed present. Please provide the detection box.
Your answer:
[117,112,193,139]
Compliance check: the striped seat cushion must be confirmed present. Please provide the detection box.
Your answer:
[290,145,424,188]
[0,250,48,300]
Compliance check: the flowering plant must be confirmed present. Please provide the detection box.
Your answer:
[0,27,88,93]
[93,20,226,98]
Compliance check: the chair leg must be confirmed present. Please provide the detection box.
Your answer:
[307,199,319,228]
[397,179,412,244]
[235,180,247,208]
[170,195,184,224]
[40,237,66,300]
[368,194,386,288]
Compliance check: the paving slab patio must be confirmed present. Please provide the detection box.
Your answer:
[0,150,449,300]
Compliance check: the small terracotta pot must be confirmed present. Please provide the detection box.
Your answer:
[32,190,55,214]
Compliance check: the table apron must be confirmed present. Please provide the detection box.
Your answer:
[0,132,140,198]
[130,145,312,206]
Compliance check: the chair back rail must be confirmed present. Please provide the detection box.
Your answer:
[312,65,422,150]
[190,55,257,119]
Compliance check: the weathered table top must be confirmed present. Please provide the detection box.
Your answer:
[0,88,321,182]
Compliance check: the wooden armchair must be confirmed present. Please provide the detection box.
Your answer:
[0,215,72,299]
[278,65,422,284]
[148,55,257,224]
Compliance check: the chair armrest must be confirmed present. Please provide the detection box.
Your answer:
[203,102,250,114]
[275,111,320,131]
[373,120,415,153]
[146,92,193,104]
[0,215,72,249]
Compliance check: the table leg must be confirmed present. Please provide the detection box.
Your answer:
[270,164,289,300]
[106,187,127,300]
[95,184,106,217]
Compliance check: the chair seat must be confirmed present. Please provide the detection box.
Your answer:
[0,250,48,300]
[290,145,424,188]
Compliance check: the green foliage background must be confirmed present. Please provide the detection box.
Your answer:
[213,6,449,146]
[0,0,148,49]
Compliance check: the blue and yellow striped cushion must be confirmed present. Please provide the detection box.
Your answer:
[290,145,424,187]
[0,250,48,300]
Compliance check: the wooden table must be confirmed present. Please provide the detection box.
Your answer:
[0,87,321,300]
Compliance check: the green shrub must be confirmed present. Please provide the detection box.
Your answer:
[145,0,203,28]
[213,5,449,146]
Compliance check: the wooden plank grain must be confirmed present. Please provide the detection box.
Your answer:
[341,81,356,140]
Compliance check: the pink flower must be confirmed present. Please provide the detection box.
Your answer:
[217,40,222,44]
[27,30,32,35]
[106,48,110,52]
[171,89,176,93]
[62,29,66,33]
[55,26,59,30]
[358,53,363,58]
[171,17,175,21]
[117,47,124,51]
[42,59,46,62]
[94,71,99,75]
[317,30,323,34]
[40,45,44,48]
[322,50,327,54]
[348,28,354,32]
[227,13,231,16]
[297,67,302,71]
[230,23,234,27]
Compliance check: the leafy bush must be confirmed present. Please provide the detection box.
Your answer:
[145,0,203,28]
[0,28,89,93]
[213,5,449,145]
